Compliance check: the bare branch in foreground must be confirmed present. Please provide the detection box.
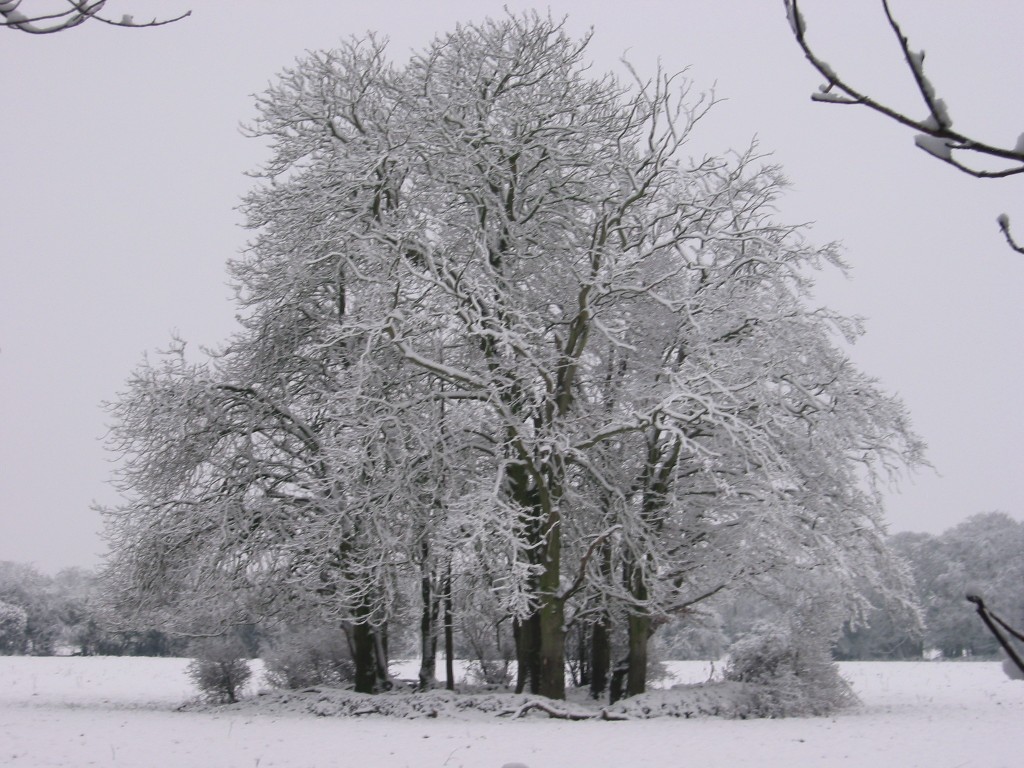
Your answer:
[784,0,1024,253]
[1,1,190,34]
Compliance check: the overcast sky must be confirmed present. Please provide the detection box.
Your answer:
[2,1,1022,573]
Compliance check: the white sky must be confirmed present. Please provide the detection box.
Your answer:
[2,1,1022,572]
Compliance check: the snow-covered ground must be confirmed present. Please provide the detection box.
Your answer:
[1,656,1020,767]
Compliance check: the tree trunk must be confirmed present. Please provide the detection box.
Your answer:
[590,539,613,699]
[418,546,438,690]
[443,564,455,691]
[626,610,650,697]
[351,621,377,694]
[418,609,438,690]
[589,615,611,699]
[537,517,565,700]
[609,658,628,704]
[538,593,565,699]
[514,613,541,694]
[373,624,390,691]
[624,557,651,698]
[505,455,567,698]
[576,623,590,688]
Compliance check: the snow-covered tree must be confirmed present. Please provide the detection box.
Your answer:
[0,600,28,654]
[0,561,62,655]
[102,12,923,701]
[892,512,1024,657]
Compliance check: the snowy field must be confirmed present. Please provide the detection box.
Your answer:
[1,657,1021,767]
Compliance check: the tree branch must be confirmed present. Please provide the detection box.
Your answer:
[966,594,1024,677]
[997,214,1024,255]
[784,0,1024,253]
[1,1,190,33]
[560,525,622,602]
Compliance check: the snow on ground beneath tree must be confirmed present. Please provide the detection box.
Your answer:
[1,657,1021,767]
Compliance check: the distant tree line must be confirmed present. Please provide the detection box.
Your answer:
[838,512,1024,660]
[0,561,188,656]
[2,512,1017,664]
[645,512,1023,662]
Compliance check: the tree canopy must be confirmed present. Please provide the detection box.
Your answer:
[101,12,924,700]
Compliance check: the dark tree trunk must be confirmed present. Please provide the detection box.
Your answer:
[351,621,377,694]
[373,624,390,691]
[513,618,525,692]
[589,615,611,699]
[418,544,438,690]
[623,557,651,698]
[590,540,614,699]
[443,564,455,691]
[576,623,591,688]
[514,613,541,694]
[507,459,566,697]
[418,606,438,690]
[609,658,629,704]
[626,611,650,697]
[534,501,566,700]
[538,591,566,700]
[536,520,569,700]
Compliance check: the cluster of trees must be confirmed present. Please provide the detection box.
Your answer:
[0,561,187,656]
[99,13,923,701]
[644,512,1024,663]
[835,512,1024,660]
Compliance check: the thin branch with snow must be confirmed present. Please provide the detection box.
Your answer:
[784,0,1024,252]
[0,1,190,33]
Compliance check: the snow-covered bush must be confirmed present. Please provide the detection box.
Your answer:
[464,656,514,688]
[263,627,354,690]
[724,624,856,717]
[654,612,728,661]
[0,600,28,654]
[186,637,252,704]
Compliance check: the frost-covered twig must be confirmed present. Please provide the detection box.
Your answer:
[997,214,1024,255]
[784,0,1024,252]
[559,525,622,601]
[0,0,190,34]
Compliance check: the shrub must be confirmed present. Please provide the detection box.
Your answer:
[186,637,252,704]
[0,601,28,655]
[464,655,514,688]
[724,624,857,717]
[263,626,354,690]
[654,612,728,661]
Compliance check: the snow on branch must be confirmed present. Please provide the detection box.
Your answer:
[0,1,190,34]
[784,0,1024,253]
[997,214,1024,255]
